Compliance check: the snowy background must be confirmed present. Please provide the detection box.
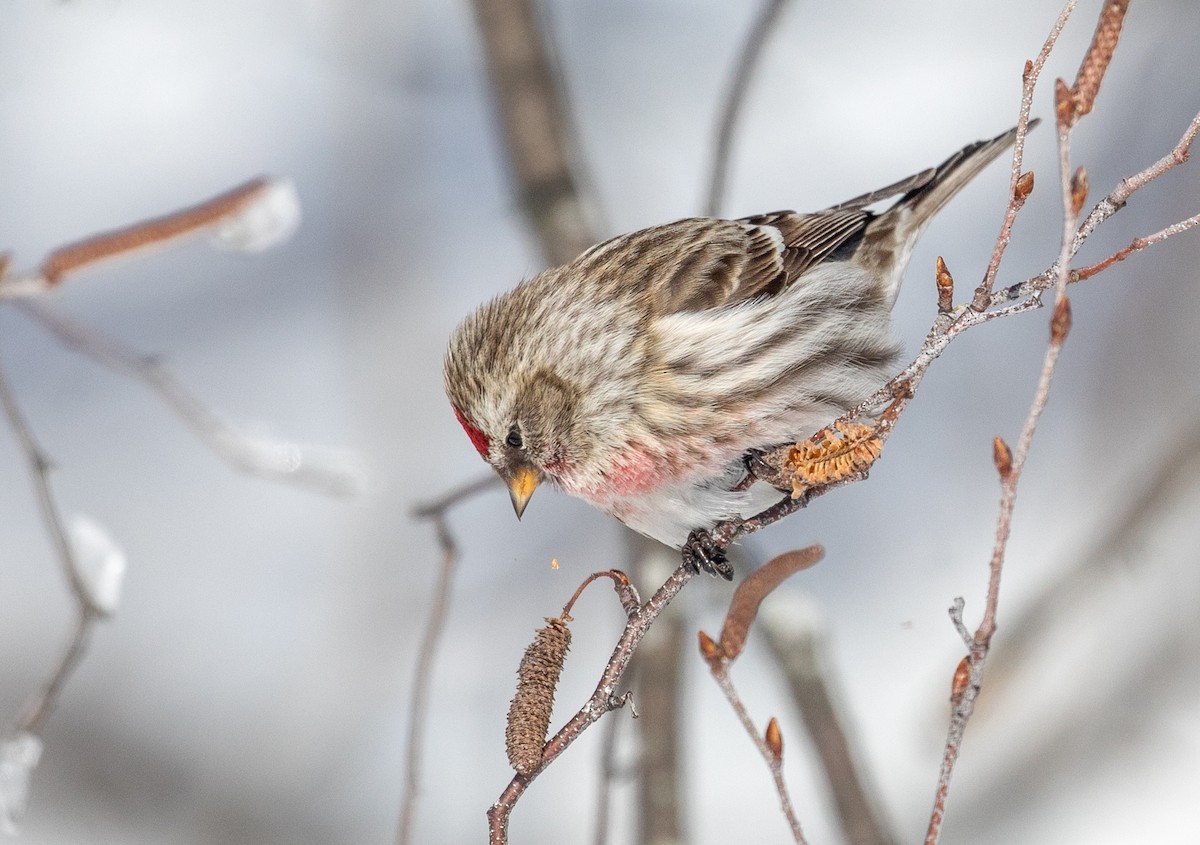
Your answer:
[1,1,1198,843]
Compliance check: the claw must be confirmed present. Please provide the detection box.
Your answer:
[682,528,734,581]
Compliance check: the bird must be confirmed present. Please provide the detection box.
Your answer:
[444,125,1027,578]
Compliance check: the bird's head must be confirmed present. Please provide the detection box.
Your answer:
[445,346,588,519]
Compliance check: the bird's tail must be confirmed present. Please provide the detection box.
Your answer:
[846,122,1036,306]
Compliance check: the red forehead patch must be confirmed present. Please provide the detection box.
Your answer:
[453,406,490,458]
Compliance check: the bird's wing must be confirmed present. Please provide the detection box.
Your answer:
[570,125,1027,316]
[568,211,877,316]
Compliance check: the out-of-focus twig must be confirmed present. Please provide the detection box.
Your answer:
[704,0,792,217]
[761,605,898,845]
[410,472,501,519]
[0,177,300,298]
[396,510,459,845]
[14,300,363,498]
[0,357,103,743]
[469,0,595,266]
[630,559,685,845]
[590,696,624,845]
[718,546,823,659]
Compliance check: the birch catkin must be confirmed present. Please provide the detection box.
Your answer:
[505,616,572,775]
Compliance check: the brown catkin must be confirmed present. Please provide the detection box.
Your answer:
[505,616,572,775]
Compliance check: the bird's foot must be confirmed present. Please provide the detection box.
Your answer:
[682,528,733,581]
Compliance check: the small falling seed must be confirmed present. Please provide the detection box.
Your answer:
[764,717,784,763]
[1051,296,1073,344]
[950,656,971,706]
[506,616,572,775]
[1014,170,1035,202]
[551,558,559,570]
[935,256,954,314]
[993,436,1013,480]
[1070,167,1089,217]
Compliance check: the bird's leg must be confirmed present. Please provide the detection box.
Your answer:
[730,449,766,492]
[682,528,734,581]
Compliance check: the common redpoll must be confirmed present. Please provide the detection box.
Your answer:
[445,126,1025,578]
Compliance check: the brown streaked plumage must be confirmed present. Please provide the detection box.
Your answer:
[445,125,1031,578]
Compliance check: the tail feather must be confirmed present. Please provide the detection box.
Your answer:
[855,121,1037,304]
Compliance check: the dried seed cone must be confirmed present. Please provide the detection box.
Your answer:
[506,616,572,775]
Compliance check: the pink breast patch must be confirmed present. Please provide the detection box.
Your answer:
[601,443,668,497]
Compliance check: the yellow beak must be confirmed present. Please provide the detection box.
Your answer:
[507,466,541,520]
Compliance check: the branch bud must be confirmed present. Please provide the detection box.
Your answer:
[950,656,971,707]
[1014,170,1035,203]
[1054,78,1076,130]
[992,436,1013,480]
[1069,167,1089,217]
[764,717,784,764]
[1050,296,1073,344]
[935,256,954,314]
[698,629,724,670]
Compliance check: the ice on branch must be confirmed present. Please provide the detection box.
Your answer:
[68,514,127,615]
[0,732,42,836]
[208,178,302,253]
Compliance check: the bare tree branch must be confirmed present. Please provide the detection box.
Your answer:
[0,355,104,747]
[14,300,363,498]
[0,177,300,298]
[469,0,596,266]
[395,511,460,845]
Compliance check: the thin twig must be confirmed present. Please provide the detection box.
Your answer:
[13,610,95,738]
[924,5,1109,837]
[705,658,808,844]
[15,300,362,498]
[396,511,460,845]
[974,0,1076,307]
[0,177,298,298]
[761,612,897,845]
[1074,211,1200,280]
[987,424,1200,693]
[488,564,694,844]
[0,357,104,736]
[411,472,502,519]
[705,0,791,217]
[0,359,97,614]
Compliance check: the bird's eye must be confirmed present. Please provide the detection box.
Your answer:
[505,429,523,449]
